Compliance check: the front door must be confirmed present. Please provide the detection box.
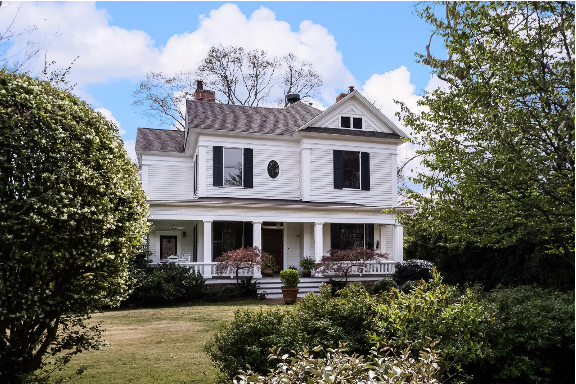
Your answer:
[262,228,283,270]
[160,236,177,259]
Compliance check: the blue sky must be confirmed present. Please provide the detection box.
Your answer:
[1,1,445,163]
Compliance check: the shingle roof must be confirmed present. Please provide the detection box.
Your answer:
[135,128,185,153]
[186,100,322,135]
[301,127,402,140]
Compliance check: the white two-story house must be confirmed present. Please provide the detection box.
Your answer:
[135,82,408,278]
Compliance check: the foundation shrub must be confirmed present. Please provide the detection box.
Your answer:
[470,286,575,384]
[130,264,205,305]
[373,270,493,382]
[393,259,434,286]
[372,278,398,294]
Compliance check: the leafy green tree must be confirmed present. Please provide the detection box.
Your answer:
[399,2,574,267]
[0,70,149,382]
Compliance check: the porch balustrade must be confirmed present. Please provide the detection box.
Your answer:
[150,260,395,278]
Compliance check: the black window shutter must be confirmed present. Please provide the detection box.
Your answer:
[243,148,253,188]
[213,146,223,186]
[243,222,253,247]
[212,221,223,260]
[365,224,374,249]
[361,152,370,191]
[331,223,341,250]
[333,150,343,189]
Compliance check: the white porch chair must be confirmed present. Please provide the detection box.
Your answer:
[179,253,191,263]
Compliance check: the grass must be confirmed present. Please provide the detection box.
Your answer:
[52,300,263,384]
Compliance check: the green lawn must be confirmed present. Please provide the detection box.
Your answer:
[52,301,263,384]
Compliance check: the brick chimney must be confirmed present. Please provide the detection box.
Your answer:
[194,80,215,102]
[336,85,355,103]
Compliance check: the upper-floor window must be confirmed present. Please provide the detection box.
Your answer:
[224,148,242,186]
[341,116,362,129]
[333,150,370,191]
[213,146,253,188]
[343,151,360,189]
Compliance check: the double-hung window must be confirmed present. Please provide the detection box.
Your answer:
[213,146,253,188]
[333,150,370,190]
[224,148,243,186]
[341,116,362,129]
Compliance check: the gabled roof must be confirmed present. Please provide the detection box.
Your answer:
[298,90,407,138]
[186,99,322,135]
[136,128,184,153]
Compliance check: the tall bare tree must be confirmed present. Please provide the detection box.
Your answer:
[132,71,196,131]
[197,45,278,106]
[280,53,323,106]
[0,1,44,72]
[133,45,324,129]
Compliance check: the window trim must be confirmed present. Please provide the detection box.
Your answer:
[330,223,375,250]
[222,147,244,187]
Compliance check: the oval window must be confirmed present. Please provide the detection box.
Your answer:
[267,160,280,179]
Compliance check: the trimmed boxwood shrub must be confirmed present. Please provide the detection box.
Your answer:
[394,259,434,286]
[372,278,398,294]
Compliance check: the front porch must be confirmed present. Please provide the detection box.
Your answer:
[146,198,405,279]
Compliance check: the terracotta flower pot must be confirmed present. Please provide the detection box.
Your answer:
[302,269,311,278]
[281,288,299,304]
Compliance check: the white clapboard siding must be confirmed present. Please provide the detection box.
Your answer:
[309,148,394,207]
[148,163,194,200]
[206,145,301,200]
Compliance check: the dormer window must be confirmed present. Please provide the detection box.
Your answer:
[340,116,362,129]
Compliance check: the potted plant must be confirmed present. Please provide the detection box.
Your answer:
[280,269,300,304]
[299,257,315,278]
[262,256,280,277]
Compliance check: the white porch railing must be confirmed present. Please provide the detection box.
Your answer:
[150,260,394,278]
[149,261,261,278]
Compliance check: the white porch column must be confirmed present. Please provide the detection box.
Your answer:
[251,222,263,278]
[380,225,387,254]
[314,222,324,262]
[252,222,262,249]
[203,220,212,277]
[393,224,404,261]
[198,145,207,197]
[302,222,312,258]
[301,148,311,201]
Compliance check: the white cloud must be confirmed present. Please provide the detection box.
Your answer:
[1,2,355,107]
[0,2,159,87]
[158,4,355,105]
[94,108,125,135]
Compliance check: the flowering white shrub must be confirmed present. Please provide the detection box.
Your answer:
[233,344,443,384]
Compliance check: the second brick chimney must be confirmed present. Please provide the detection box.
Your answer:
[336,85,355,103]
[194,80,215,102]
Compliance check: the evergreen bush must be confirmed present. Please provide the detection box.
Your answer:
[372,278,398,294]
[394,259,434,286]
[130,264,205,305]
